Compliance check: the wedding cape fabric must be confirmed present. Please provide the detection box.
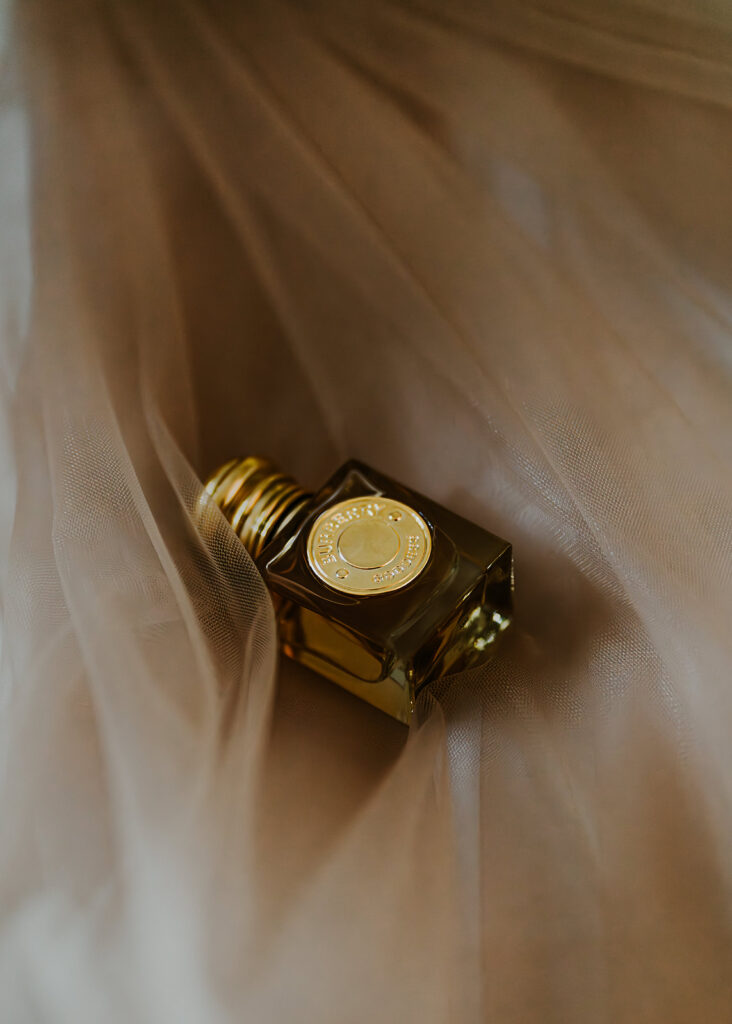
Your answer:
[1,1,731,1020]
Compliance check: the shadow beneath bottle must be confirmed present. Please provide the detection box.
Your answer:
[429,482,636,730]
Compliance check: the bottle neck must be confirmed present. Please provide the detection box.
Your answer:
[204,456,312,559]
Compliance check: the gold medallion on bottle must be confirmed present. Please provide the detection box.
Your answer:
[306,496,432,596]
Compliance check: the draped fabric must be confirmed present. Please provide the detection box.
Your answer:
[1,1,731,1020]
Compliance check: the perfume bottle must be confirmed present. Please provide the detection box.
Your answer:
[203,456,513,723]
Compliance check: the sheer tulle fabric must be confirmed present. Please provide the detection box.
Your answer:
[1,1,731,1020]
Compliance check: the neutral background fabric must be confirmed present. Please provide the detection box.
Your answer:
[1,1,731,1021]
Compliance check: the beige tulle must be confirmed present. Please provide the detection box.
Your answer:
[1,0,731,1020]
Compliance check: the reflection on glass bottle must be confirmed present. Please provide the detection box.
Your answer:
[203,457,513,724]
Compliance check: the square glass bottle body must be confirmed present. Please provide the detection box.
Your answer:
[256,461,513,723]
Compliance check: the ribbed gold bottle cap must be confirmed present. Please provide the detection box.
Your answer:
[203,456,312,558]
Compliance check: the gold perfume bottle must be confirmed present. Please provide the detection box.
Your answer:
[204,457,513,723]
